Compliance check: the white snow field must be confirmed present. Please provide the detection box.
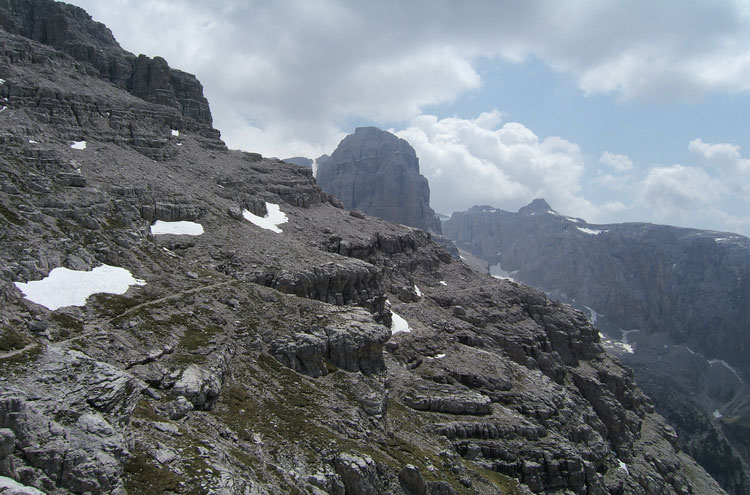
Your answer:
[150,220,204,236]
[171,129,180,137]
[70,140,87,150]
[577,227,602,235]
[390,311,411,334]
[14,265,146,310]
[243,202,288,233]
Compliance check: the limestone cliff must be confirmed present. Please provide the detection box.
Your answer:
[316,126,442,233]
[443,199,750,494]
[0,2,727,494]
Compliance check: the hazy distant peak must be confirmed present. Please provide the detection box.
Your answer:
[519,198,553,215]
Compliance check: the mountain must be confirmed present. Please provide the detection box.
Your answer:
[0,1,726,493]
[283,156,313,167]
[443,199,750,494]
[316,127,443,234]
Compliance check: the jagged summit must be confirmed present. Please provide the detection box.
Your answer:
[0,0,215,126]
[316,126,442,233]
[518,198,553,215]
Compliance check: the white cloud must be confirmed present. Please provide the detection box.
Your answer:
[688,138,750,194]
[395,111,601,219]
[68,0,750,157]
[638,164,724,223]
[599,151,634,172]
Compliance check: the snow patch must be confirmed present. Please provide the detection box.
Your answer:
[618,460,629,474]
[13,265,145,311]
[713,409,723,420]
[620,329,638,353]
[390,312,411,334]
[242,202,288,233]
[171,129,180,137]
[490,261,516,282]
[414,285,422,297]
[434,353,446,359]
[708,359,744,384]
[70,140,87,150]
[577,227,601,235]
[28,139,38,144]
[0,476,44,495]
[439,281,448,286]
[566,216,582,223]
[583,305,600,325]
[150,220,204,236]
[0,79,5,85]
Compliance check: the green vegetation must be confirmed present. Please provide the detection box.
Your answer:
[0,202,25,226]
[0,326,30,351]
[132,398,164,422]
[180,324,222,351]
[123,448,182,494]
[0,344,43,376]
[49,312,84,338]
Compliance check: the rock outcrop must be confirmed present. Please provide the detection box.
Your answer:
[316,126,442,233]
[0,3,728,494]
[0,0,213,126]
[443,199,750,494]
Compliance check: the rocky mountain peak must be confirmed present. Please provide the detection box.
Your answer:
[316,126,442,233]
[0,0,215,126]
[519,198,553,215]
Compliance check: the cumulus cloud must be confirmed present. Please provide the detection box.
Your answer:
[394,111,601,219]
[69,0,750,157]
[599,151,634,172]
[640,165,722,212]
[688,139,750,194]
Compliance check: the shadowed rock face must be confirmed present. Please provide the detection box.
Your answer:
[0,2,728,494]
[0,0,214,126]
[443,199,750,494]
[316,127,442,234]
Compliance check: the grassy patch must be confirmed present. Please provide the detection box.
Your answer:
[180,324,223,351]
[0,202,24,226]
[123,448,181,494]
[0,326,30,352]
[132,398,164,422]
[93,293,146,317]
[49,312,84,334]
[0,344,43,377]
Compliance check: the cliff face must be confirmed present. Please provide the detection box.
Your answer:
[316,126,443,234]
[0,3,726,494]
[443,199,750,494]
[0,0,214,126]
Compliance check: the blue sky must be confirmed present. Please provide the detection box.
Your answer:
[69,0,750,235]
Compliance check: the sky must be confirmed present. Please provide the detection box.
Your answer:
[68,0,750,235]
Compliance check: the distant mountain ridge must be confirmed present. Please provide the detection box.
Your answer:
[443,199,750,494]
[315,127,442,233]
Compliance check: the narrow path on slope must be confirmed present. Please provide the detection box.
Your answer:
[0,280,237,359]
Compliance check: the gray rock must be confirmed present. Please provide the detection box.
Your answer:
[316,127,442,233]
[334,452,379,495]
[163,396,194,420]
[398,464,426,495]
[171,365,222,410]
